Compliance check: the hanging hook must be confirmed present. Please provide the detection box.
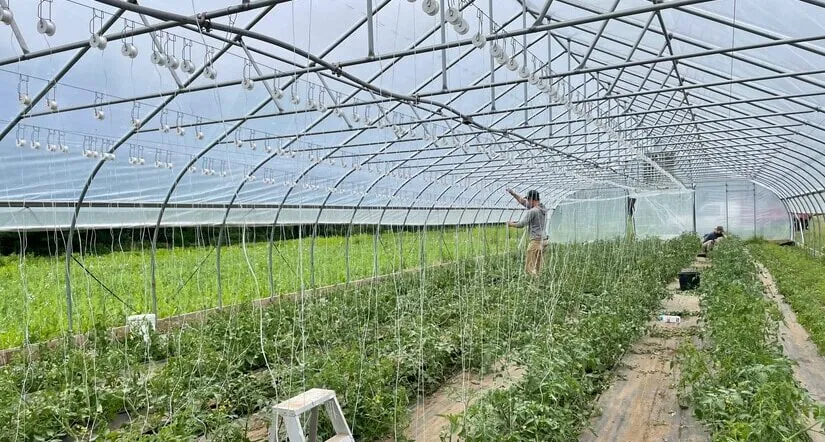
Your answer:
[317,88,327,112]
[306,83,317,110]
[15,125,27,148]
[202,46,217,79]
[45,86,58,112]
[180,39,195,73]
[160,109,170,133]
[46,129,57,151]
[131,102,141,129]
[37,0,56,36]
[165,33,179,70]
[17,75,30,105]
[249,129,257,150]
[175,112,185,136]
[88,9,107,50]
[120,19,138,58]
[194,116,204,140]
[241,59,255,90]
[58,131,68,153]
[93,92,105,120]
[272,69,284,99]
[471,10,486,49]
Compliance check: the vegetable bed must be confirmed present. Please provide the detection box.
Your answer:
[677,238,824,440]
[749,241,825,354]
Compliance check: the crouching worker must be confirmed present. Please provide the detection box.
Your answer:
[701,225,726,254]
[506,188,549,277]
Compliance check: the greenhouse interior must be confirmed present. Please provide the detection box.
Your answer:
[2,0,825,440]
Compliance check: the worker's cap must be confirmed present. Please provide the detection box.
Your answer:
[526,190,540,201]
[715,225,724,232]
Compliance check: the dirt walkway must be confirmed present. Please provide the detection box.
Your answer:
[757,262,825,441]
[579,258,709,442]
[402,363,524,441]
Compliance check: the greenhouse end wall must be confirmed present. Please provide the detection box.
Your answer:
[548,182,789,243]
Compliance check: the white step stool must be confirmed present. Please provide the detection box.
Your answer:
[270,388,353,442]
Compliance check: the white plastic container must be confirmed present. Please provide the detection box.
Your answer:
[659,314,682,324]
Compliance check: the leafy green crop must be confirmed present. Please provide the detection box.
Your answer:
[677,238,824,441]
[749,241,825,354]
[0,225,513,349]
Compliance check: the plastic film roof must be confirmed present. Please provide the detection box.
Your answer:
[3,0,825,229]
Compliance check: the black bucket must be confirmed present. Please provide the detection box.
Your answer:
[679,270,700,290]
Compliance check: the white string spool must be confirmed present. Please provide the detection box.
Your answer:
[445,5,461,24]
[151,51,168,67]
[15,138,27,148]
[195,130,204,140]
[203,65,217,80]
[167,54,180,70]
[490,42,504,58]
[506,56,518,71]
[176,126,185,136]
[453,17,468,35]
[37,18,56,36]
[93,109,105,120]
[46,99,58,112]
[241,59,254,90]
[18,94,31,106]
[0,7,12,25]
[180,39,196,74]
[422,0,439,16]
[121,42,138,58]
[37,1,56,36]
[89,34,107,50]
[181,60,195,74]
[471,32,486,49]
[131,118,142,129]
[518,65,530,79]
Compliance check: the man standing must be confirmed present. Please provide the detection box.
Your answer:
[506,188,549,277]
[701,225,725,254]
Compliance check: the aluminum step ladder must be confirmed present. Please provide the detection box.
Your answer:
[269,388,353,442]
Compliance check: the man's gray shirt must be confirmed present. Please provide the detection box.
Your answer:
[517,201,548,240]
